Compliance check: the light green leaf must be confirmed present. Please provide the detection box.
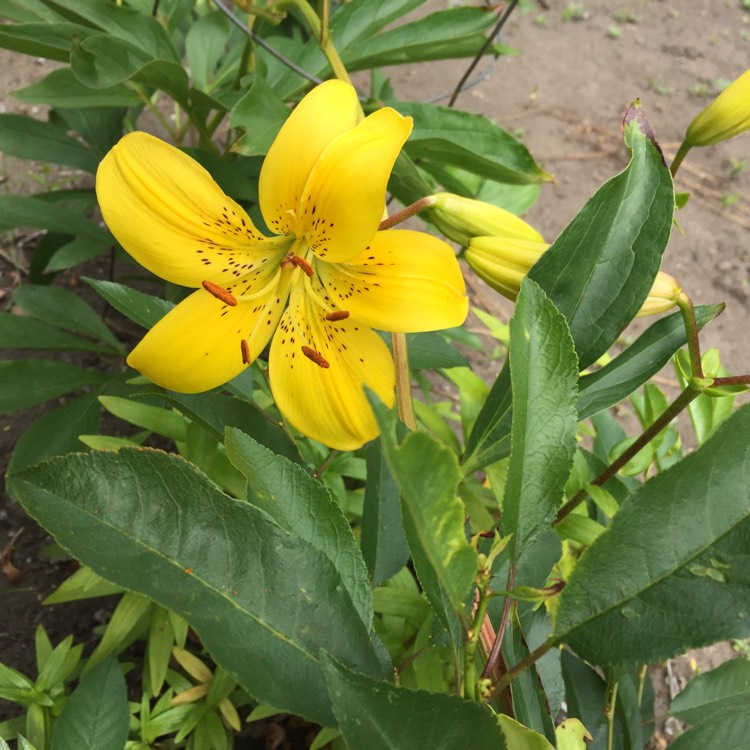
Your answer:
[50,658,129,750]
[45,236,110,273]
[99,396,187,443]
[497,714,554,750]
[554,403,750,664]
[504,278,578,560]
[230,71,290,156]
[185,11,232,92]
[322,653,507,749]
[84,278,174,330]
[9,449,384,725]
[330,0,423,49]
[15,68,142,108]
[224,429,373,630]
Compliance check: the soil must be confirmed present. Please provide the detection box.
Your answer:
[2,0,749,746]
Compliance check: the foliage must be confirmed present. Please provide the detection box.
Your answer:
[2,1,750,749]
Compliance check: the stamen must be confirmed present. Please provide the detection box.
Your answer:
[289,255,314,277]
[202,280,237,306]
[325,310,350,321]
[240,339,251,364]
[301,346,330,368]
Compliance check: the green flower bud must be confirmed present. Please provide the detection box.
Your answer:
[636,271,682,318]
[429,193,544,247]
[685,69,750,147]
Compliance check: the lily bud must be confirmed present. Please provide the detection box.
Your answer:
[429,192,544,247]
[636,271,682,318]
[685,69,750,147]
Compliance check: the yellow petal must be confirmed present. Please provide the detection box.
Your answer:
[298,107,413,263]
[258,80,359,236]
[128,269,291,393]
[317,229,468,332]
[269,286,395,451]
[96,131,267,287]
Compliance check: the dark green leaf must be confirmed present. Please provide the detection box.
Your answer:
[9,449,384,725]
[322,653,507,750]
[15,68,142,108]
[528,104,674,369]
[224,429,373,629]
[0,195,108,238]
[0,114,98,171]
[84,278,174,330]
[667,704,750,750]
[577,304,723,420]
[670,659,750,725]
[391,100,550,185]
[504,278,578,560]
[361,441,409,585]
[0,312,110,353]
[8,393,101,475]
[52,107,125,163]
[554,403,750,665]
[0,360,108,414]
[50,658,128,750]
[0,21,94,61]
[13,285,121,350]
[230,71,290,156]
[406,332,469,369]
[388,151,437,207]
[151,390,303,466]
[45,236,110,273]
[1,0,67,22]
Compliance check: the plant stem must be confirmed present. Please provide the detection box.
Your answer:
[490,638,554,698]
[670,141,691,178]
[481,563,516,680]
[378,197,438,231]
[392,333,416,430]
[676,292,704,378]
[607,681,619,750]
[556,385,701,523]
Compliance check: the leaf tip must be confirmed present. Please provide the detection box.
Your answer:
[623,100,666,166]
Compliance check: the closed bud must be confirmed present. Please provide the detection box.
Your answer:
[429,192,544,247]
[637,271,682,317]
[685,69,750,147]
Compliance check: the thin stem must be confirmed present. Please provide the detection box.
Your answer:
[392,332,416,430]
[481,563,516,680]
[448,0,520,108]
[490,638,554,698]
[606,681,619,750]
[127,84,177,139]
[378,197,438,231]
[314,450,340,479]
[670,141,691,178]
[713,374,750,386]
[556,385,701,523]
[676,292,704,378]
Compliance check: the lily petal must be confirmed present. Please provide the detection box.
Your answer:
[258,80,359,236]
[317,229,468,332]
[96,131,267,287]
[128,269,291,393]
[298,107,413,263]
[269,286,395,450]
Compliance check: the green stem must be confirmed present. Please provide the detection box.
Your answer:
[490,638,554,698]
[392,332,416,430]
[676,292,704,378]
[378,197,438,231]
[607,681,619,750]
[127,83,176,139]
[481,563,515,680]
[556,385,701,524]
[670,141,691,178]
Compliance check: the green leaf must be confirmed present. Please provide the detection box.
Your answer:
[0,360,108,414]
[50,658,129,750]
[151,390,303,466]
[230,71,290,156]
[224,429,373,630]
[344,7,504,70]
[13,285,121,350]
[388,151,437,207]
[8,393,101,475]
[84,278,174,330]
[667,704,750,750]
[528,103,674,369]
[0,312,110,353]
[99,396,187,442]
[391,99,549,185]
[51,107,125,163]
[321,653,507,749]
[331,0,423,49]
[374,403,478,624]
[406,332,469,369]
[361,441,409,586]
[9,449,384,725]
[554,403,750,665]
[0,22,95,61]
[497,715,554,750]
[577,304,723,420]
[185,11,232,92]
[44,236,110,273]
[0,195,108,238]
[44,566,123,605]
[504,278,578,560]
[15,67,142,108]
[0,114,98,171]
[670,659,750,725]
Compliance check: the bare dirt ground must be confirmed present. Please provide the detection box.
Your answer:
[1,0,749,745]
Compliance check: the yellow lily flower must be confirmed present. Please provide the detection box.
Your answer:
[96,80,468,451]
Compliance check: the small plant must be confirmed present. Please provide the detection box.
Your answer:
[533,13,547,26]
[562,2,587,22]
[607,24,622,38]
[728,156,748,179]
[688,81,712,97]
[615,8,639,23]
